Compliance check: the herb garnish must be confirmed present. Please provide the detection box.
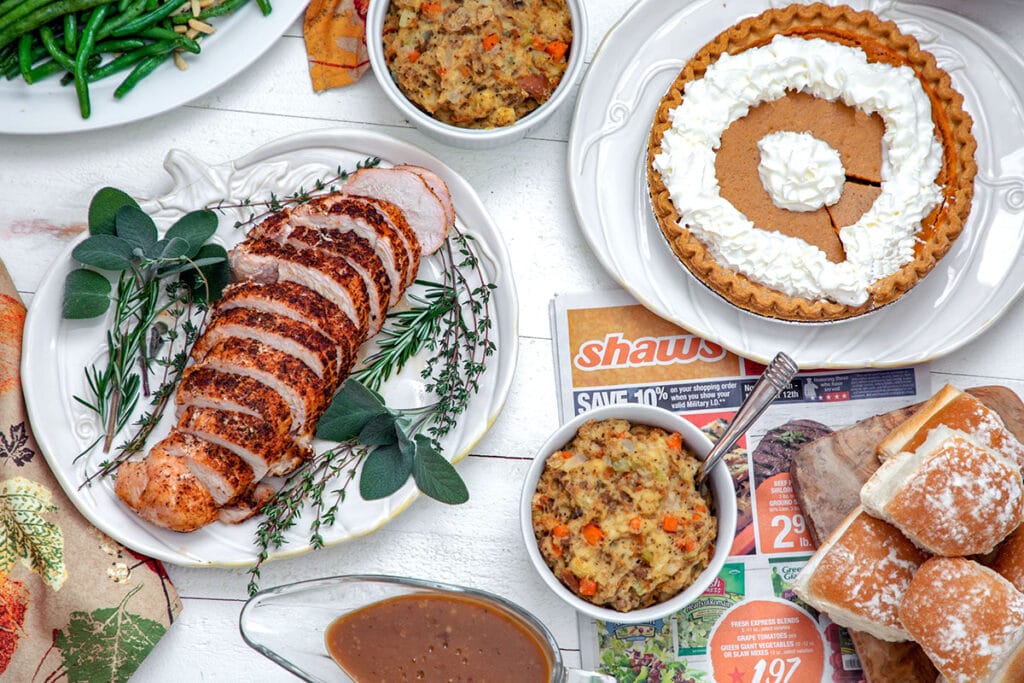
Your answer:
[64,187,228,458]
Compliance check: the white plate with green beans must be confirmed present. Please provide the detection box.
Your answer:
[21,129,518,575]
[0,0,303,134]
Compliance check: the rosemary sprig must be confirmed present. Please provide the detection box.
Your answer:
[210,156,382,231]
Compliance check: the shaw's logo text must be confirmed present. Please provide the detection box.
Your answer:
[573,333,726,370]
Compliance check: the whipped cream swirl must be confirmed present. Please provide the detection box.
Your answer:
[653,35,944,306]
[757,131,845,212]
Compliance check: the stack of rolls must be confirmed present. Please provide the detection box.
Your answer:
[794,384,1024,683]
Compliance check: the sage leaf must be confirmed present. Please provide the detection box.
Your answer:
[63,269,112,319]
[412,435,468,504]
[316,380,389,441]
[165,210,218,258]
[359,443,413,500]
[359,413,398,446]
[88,187,139,236]
[179,244,229,303]
[114,205,158,254]
[72,235,134,271]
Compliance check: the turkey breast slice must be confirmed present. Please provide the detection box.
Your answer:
[115,437,220,532]
[395,164,456,230]
[215,281,361,367]
[286,195,416,295]
[230,237,371,337]
[218,482,277,525]
[196,336,332,435]
[191,306,340,383]
[157,430,255,507]
[175,366,293,434]
[177,406,305,480]
[343,167,449,255]
[267,225,392,335]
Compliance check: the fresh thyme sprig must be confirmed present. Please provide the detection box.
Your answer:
[247,441,367,596]
[209,156,382,231]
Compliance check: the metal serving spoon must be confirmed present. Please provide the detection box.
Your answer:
[696,352,800,486]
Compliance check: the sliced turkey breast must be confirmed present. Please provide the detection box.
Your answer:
[215,281,362,364]
[343,167,450,254]
[115,439,220,532]
[177,406,304,480]
[191,307,340,383]
[284,227,392,334]
[229,238,371,336]
[156,430,255,507]
[176,366,293,433]
[217,482,277,525]
[395,164,455,230]
[196,336,332,434]
[286,195,416,294]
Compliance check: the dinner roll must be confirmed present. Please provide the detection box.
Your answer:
[991,525,1024,593]
[900,557,1024,683]
[860,425,1024,556]
[876,384,1024,467]
[792,507,927,642]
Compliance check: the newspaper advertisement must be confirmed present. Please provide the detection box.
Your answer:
[550,289,931,683]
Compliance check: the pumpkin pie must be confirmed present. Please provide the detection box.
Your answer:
[647,3,976,322]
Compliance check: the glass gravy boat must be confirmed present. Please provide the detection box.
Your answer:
[239,574,614,683]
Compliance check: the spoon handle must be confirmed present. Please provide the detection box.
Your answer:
[697,352,799,484]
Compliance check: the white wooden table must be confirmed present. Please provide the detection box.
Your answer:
[2,0,1023,680]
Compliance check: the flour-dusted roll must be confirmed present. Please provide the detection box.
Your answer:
[792,507,928,642]
[899,557,1024,683]
[860,424,1024,556]
[991,525,1024,593]
[876,384,1024,468]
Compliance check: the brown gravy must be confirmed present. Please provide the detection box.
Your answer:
[324,593,552,682]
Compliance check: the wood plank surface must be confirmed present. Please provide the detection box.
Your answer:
[790,385,1024,683]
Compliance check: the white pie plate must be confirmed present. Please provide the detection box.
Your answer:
[21,129,519,567]
[568,0,1024,368]
[0,0,305,134]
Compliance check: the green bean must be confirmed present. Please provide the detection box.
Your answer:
[24,55,64,83]
[17,33,34,80]
[97,0,147,37]
[0,0,64,36]
[256,0,270,17]
[62,11,75,52]
[93,37,145,52]
[60,51,97,83]
[73,2,109,118]
[113,48,167,98]
[0,0,109,50]
[135,25,179,41]
[116,0,131,10]
[172,0,245,23]
[39,25,75,71]
[110,0,187,37]
[88,37,173,80]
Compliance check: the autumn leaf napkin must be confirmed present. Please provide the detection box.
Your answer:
[0,259,180,682]
[303,0,370,92]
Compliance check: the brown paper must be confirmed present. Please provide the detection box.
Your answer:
[0,260,180,681]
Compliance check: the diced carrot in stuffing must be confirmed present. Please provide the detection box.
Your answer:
[629,517,642,531]
[552,524,570,537]
[666,432,682,451]
[579,578,598,596]
[531,35,546,51]
[483,33,500,51]
[408,49,421,63]
[675,536,697,552]
[692,512,703,522]
[419,1,442,17]
[695,503,708,514]
[662,515,679,532]
[545,40,569,61]
[551,544,563,557]
[558,450,573,459]
[582,524,603,545]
